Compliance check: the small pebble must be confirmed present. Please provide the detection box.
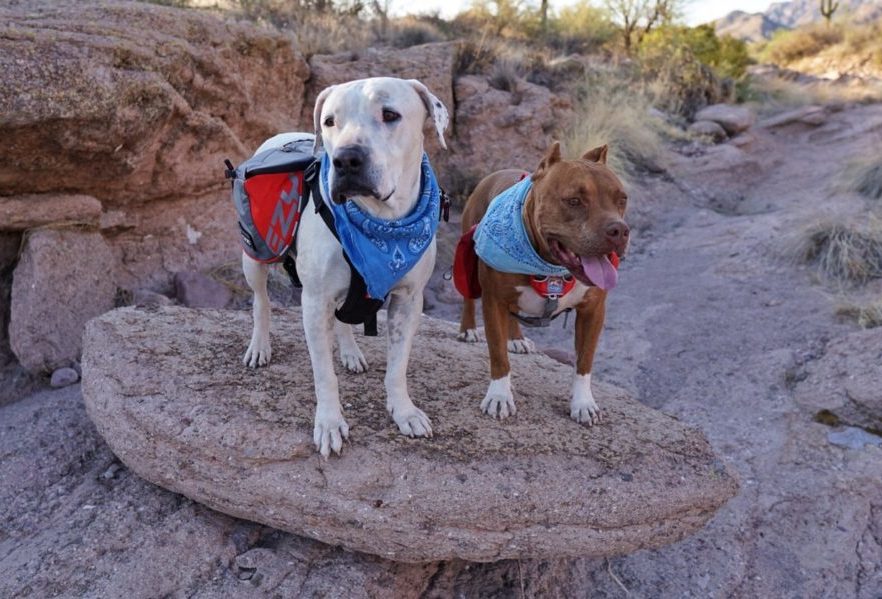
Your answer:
[828,427,882,450]
[50,367,80,388]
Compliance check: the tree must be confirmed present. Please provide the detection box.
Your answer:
[603,0,684,53]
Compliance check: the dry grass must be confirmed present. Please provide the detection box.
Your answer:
[561,71,674,181]
[743,71,882,116]
[837,299,882,328]
[759,23,844,65]
[838,157,882,200]
[794,218,882,284]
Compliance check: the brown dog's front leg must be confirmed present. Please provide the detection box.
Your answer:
[571,290,606,425]
[458,297,480,342]
[480,295,516,418]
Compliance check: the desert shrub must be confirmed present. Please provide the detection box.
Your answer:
[841,19,882,66]
[232,0,371,56]
[742,67,882,114]
[488,57,521,91]
[562,70,668,180]
[546,1,616,54]
[837,300,882,328]
[839,157,882,200]
[795,219,882,284]
[640,42,722,118]
[640,24,750,78]
[760,23,843,64]
[386,16,447,48]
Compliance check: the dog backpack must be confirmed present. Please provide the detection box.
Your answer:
[225,136,316,263]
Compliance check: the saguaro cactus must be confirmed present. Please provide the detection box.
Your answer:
[820,0,839,24]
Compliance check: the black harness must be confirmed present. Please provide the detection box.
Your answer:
[285,160,449,337]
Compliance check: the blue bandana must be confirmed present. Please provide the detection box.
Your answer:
[474,177,569,276]
[320,153,441,299]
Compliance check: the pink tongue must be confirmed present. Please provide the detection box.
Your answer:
[581,255,618,290]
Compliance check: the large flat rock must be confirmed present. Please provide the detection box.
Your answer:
[81,307,737,563]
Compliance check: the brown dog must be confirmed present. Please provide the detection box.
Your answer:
[458,141,629,424]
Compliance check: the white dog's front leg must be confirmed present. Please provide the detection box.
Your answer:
[570,373,602,426]
[242,252,272,368]
[335,320,368,373]
[301,292,349,457]
[385,292,432,437]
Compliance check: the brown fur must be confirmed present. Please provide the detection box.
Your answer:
[459,142,628,385]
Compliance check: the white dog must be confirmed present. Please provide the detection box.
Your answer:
[242,77,449,457]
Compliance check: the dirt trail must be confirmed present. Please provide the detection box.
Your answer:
[484,102,882,596]
[2,103,882,597]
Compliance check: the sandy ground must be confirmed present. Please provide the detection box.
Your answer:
[2,102,882,597]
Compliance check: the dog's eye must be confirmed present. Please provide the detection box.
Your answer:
[323,116,335,127]
[564,197,581,207]
[382,109,401,123]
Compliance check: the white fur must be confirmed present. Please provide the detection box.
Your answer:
[514,283,590,317]
[242,77,447,457]
[481,375,516,419]
[570,373,602,425]
[457,328,481,343]
[507,337,535,354]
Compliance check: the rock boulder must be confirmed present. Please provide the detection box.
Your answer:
[82,307,737,563]
[0,0,309,204]
[11,229,117,373]
[794,328,882,434]
[694,104,756,136]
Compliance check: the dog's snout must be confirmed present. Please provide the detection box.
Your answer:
[332,145,367,174]
[605,220,630,248]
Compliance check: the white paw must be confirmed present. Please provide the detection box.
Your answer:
[507,337,535,354]
[457,328,481,343]
[339,348,368,373]
[243,337,272,368]
[570,373,602,426]
[480,375,516,419]
[313,410,350,458]
[570,398,602,425]
[389,405,433,438]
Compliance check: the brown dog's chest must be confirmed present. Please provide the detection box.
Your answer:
[510,280,592,320]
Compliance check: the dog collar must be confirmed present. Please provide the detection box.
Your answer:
[530,274,575,299]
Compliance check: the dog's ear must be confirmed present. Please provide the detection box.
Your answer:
[532,141,562,181]
[312,85,337,154]
[407,79,449,150]
[582,144,608,164]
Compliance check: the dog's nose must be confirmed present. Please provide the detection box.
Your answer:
[605,220,630,248]
[332,145,367,175]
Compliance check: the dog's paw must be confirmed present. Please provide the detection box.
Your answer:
[390,405,433,438]
[481,393,517,419]
[243,338,272,368]
[507,337,535,354]
[313,411,350,458]
[339,348,368,373]
[480,376,516,419]
[570,374,602,426]
[570,398,602,426]
[457,329,481,343]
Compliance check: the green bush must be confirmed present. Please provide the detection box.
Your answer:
[546,1,616,54]
[640,25,750,80]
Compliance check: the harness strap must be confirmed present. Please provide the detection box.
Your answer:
[302,161,383,336]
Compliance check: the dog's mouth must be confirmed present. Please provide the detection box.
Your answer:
[331,181,394,204]
[548,239,619,291]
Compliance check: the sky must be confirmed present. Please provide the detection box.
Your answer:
[391,1,775,25]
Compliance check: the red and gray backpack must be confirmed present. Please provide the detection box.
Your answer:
[224,136,316,264]
[224,137,385,335]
